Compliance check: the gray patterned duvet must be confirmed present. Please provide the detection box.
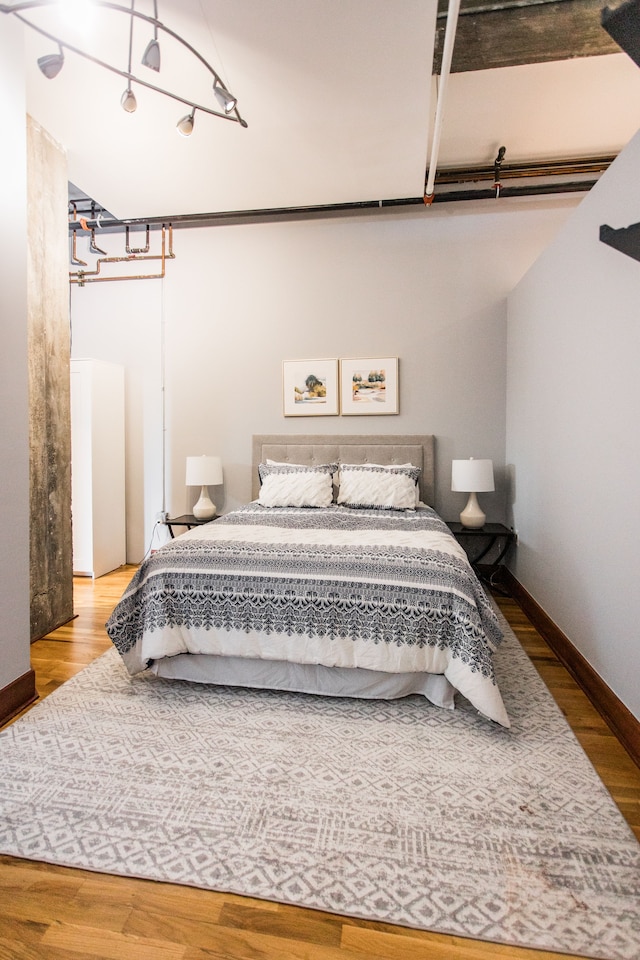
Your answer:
[106,504,509,726]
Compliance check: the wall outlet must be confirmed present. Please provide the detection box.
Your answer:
[156,510,168,523]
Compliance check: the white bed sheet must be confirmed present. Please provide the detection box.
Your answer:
[148,652,457,710]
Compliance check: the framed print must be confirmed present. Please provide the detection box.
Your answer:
[340,357,399,415]
[283,359,339,416]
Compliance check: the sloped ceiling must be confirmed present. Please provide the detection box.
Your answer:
[15,0,437,218]
[6,0,640,218]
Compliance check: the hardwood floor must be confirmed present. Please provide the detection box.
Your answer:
[1,566,639,960]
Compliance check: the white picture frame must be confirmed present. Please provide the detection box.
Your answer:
[340,357,399,415]
[283,359,339,416]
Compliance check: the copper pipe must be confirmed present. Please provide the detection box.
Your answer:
[70,225,174,285]
[126,224,151,254]
[70,229,87,266]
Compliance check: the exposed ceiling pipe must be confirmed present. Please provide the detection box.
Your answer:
[68,154,613,229]
[425,0,461,204]
[435,154,613,183]
[67,176,602,234]
[68,154,613,233]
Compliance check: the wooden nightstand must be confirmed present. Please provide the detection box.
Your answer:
[164,514,218,538]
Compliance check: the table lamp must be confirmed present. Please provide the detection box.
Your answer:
[186,455,223,519]
[451,458,494,529]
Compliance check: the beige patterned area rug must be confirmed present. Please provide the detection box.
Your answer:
[1,613,639,959]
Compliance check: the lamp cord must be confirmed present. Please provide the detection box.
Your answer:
[138,517,168,564]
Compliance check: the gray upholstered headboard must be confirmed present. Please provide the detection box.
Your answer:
[251,434,435,504]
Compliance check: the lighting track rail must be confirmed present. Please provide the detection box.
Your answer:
[0,0,247,133]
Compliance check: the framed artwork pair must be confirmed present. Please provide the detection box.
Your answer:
[283,357,399,417]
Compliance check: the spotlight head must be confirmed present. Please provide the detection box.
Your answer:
[177,111,195,136]
[121,87,138,113]
[142,38,161,72]
[37,51,65,79]
[213,83,237,114]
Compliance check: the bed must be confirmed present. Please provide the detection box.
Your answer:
[106,434,509,727]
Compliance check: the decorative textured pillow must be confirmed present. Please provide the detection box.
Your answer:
[337,463,421,510]
[258,462,337,508]
[357,462,422,506]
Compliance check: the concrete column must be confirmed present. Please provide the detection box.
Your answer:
[27,118,73,641]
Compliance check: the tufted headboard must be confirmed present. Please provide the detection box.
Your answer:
[251,434,435,504]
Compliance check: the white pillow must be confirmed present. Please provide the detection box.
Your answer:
[350,462,422,505]
[337,463,421,510]
[258,462,337,508]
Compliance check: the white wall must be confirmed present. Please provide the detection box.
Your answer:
[507,130,640,721]
[70,197,577,562]
[0,18,31,690]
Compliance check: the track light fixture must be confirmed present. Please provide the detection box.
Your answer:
[141,37,161,71]
[176,110,195,137]
[37,46,65,79]
[2,1,248,132]
[121,86,138,113]
[141,0,160,71]
[213,82,237,114]
[120,0,138,112]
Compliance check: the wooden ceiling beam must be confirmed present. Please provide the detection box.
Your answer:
[433,0,620,73]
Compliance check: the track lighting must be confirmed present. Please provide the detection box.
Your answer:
[37,47,64,79]
[176,110,195,137]
[141,37,160,71]
[141,0,160,71]
[121,86,137,112]
[121,0,137,111]
[213,82,237,114]
[3,2,247,131]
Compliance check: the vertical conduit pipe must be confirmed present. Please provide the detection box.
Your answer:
[424,0,461,204]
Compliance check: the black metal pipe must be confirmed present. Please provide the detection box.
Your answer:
[68,178,599,233]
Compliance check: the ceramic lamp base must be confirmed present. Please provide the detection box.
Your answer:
[193,486,216,519]
[459,491,486,529]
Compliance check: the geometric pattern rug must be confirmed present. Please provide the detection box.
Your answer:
[0,612,639,960]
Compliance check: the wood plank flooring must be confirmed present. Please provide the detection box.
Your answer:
[1,565,639,960]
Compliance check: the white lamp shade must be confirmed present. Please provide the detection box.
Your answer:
[451,458,494,492]
[186,455,223,487]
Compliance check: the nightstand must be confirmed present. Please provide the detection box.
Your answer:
[445,522,516,585]
[165,514,218,538]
